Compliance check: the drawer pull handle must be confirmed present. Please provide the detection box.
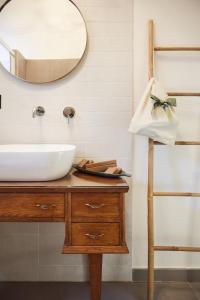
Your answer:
[35,204,56,210]
[85,203,105,209]
[85,233,105,240]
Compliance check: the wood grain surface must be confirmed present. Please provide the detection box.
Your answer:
[71,223,119,246]
[71,192,120,222]
[0,193,64,221]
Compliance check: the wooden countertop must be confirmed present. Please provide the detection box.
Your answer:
[0,170,129,193]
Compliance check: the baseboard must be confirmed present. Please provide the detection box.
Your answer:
[132,268,200,282]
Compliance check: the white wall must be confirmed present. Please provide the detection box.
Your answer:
[0,44,10,70]
[133,0,200,269]
[0,0,133,281]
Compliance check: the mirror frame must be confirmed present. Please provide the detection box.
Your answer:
[0,0,88,84]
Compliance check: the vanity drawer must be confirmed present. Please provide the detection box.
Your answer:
[71,193,120,222]
[0,193,64,220]
[71,223,119,246]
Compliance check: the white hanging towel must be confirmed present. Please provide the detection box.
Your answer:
[129,78,179,145]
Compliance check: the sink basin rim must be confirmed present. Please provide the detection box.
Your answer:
[0,144,76,181]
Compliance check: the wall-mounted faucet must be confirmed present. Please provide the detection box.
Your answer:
[63,107,76,124]
[32,106,75,123]
[32,106,45,118]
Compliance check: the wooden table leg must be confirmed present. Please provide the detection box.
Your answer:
[89,254,103,300]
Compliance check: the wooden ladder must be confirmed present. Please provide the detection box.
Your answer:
[147,19,200,300]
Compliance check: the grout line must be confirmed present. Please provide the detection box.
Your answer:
[86,21,131,24]
[38,263,130,268]
[188,282,200,300]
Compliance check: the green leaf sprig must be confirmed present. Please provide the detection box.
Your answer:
[150,94,177,111]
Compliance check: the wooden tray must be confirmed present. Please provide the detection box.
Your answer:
[73,164,131,178]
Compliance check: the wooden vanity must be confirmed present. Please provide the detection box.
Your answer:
[0,171,129,300]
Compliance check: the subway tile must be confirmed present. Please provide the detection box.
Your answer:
[76,0,133,8]
[39,223,65,235]
[56,82,132,98]
[89,37,132,52]
[79,67,132,83]
[0,235,38,281]
[38,266,88,282]
[87,22,132,38]
[80,7,132,23]
[82,127,131,143]
[104,252,132,267]
[85,51,131,67]
[77,97,132,113]
[116,158,132,173]
[103,265,132,281]
[0,223,38,235]
[0,265,38,281]
[78,112,131,127]
[0,235,38,265]
[0,121,132,146]
[84,139,131,158]
[39,263,133,283]
[39,234,87,267]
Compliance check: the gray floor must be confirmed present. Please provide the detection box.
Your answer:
[0,282,200,300]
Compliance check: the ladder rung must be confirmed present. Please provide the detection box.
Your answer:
[167,92,200,97]
[154,141,200,145]
[154,246,200,252]
[154,46,200,51]
[153,192,200,197]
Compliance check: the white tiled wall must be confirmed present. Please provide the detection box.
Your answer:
[0,0,133,281]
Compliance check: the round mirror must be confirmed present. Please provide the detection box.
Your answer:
[0,0,87,83]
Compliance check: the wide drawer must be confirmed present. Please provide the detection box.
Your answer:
[71,193,120,222]
[71,223,119,246]
[0,193,64,219]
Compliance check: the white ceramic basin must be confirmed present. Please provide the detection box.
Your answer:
[0,144,76,181]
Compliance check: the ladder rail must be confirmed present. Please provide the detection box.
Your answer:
[147,20,155,300]
[155,46,200,51]
[154,246,200,252]
[147,19,200,300]
[154,141,200,145]
[168,92,200,96]
[153,192,200,197]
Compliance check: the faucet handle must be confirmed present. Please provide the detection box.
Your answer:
[63,107,75,124]
[32,106,45,118]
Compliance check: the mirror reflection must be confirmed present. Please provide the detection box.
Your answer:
[0,0,87,83]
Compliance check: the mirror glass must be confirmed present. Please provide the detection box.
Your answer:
[0,0,87,83]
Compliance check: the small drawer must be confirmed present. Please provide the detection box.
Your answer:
[0,193,64,220]
[71,193,120,222]
[71,223,119,246]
